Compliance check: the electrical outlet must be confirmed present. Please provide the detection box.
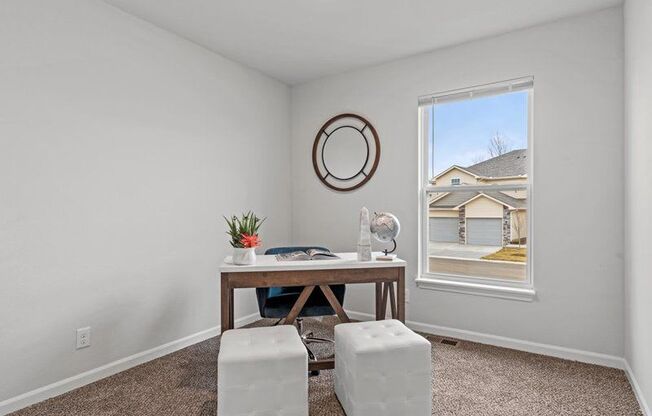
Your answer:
[76,327,91,349]
[405,288,410,303]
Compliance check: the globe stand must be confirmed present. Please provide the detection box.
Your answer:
[377,239,397,261]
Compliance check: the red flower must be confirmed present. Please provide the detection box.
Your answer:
[240,233,261,248]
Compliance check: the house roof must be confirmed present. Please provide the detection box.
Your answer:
[433,165,480,181]
[481,191,526,209]
[430,191,477,208]
[430,190,526,209]
[463,149,527,178]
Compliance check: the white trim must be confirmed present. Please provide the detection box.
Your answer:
[428,191,453,205]
[426,255,524,266]
[3,310,645,416]
[419,76,535,106]
[430,165,480,182]
[425,183,527,193]
[0,312,261,415]
[418,79,535,296]
[624,361,652,416]
[432,172,529,186]
[345,310,624,369]
[452,192,516,210]
[416,276,535,301]
[479,174,528,181]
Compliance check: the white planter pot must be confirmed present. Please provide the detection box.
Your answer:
[232,247,256,265]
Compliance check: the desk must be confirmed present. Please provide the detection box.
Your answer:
[219,252,406,371]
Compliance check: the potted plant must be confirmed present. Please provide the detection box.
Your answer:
[224,212,265,265]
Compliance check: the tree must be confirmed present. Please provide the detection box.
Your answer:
[469,133,513,166]
[487,132,512,158]
[511,210,525,248]
[471,154,487,165]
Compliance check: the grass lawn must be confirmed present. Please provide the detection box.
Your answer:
[482,247,527,263]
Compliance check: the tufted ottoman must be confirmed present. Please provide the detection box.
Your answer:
[334,319,431,416]
[218,325,308,416]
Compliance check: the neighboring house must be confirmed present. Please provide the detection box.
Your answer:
[429,149,527,246]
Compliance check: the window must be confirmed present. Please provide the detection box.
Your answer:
[417,78,534,301]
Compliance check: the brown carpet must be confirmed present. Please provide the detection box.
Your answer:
[11,318,642,416]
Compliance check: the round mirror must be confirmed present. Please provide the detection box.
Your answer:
[312,113,380,192]
[322,126,369,180]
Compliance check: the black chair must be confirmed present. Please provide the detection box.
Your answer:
[256,246,346,361]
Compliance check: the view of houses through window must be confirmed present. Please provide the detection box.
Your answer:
[421,79,532,283]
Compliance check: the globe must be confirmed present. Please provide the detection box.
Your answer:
[370,212,400,243]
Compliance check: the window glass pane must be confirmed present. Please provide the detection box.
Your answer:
[427,188,527,282]
[428,91,529,187]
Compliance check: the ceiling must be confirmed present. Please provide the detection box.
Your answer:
[104,0,621,85]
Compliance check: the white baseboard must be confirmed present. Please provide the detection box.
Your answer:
[4,311,647,416]
[624,361,651,416]
[345,310,625,369]
[0,312,260,416]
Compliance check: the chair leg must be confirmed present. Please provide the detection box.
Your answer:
[305,337,333,344]
[297,319,334,345]
[303,339,321,377]
[295,318,334,365]
[304,343,316,361]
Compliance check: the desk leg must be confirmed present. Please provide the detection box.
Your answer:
[229,287,234,330]
[388,282,397,319]
[320,285,350,323]
[284,285,316,326]
[380,283,390,319]
[397,268,405,323]
[221,273,233,334]
[375,282,383,320]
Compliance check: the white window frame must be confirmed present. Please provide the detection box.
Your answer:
[450,177,461,186]
[417,77,535,302]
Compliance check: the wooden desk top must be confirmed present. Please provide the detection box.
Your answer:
[219,252,406,273]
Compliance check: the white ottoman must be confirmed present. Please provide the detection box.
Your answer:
[334,320,431,416]
[218,325,308,416]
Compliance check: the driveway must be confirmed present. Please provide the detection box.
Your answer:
[429,242,501,259]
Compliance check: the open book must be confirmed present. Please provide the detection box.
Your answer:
[275,248,340,261]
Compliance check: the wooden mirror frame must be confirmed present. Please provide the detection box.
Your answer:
[312,113,381,192]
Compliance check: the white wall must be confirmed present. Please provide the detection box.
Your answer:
[0,0,290,402]
[625,0,652,411]
[291,8,624,356]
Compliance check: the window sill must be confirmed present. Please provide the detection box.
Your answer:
[416,276,536,302]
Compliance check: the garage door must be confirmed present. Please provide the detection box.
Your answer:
[467,218,502,246]
[429,218,458,243]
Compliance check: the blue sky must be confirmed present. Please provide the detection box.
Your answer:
[429,91,528,178]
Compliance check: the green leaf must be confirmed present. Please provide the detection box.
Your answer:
[223,211,265,247]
